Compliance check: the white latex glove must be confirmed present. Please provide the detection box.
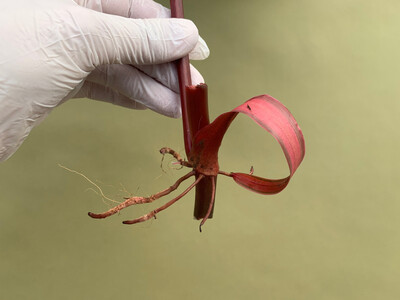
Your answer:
[0,0,209,162]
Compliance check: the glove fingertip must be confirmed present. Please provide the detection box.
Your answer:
[164,102,182,119]
[189,36,210,60]
[170,18,199,47]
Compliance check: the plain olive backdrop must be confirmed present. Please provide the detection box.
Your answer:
[1,0,399,299]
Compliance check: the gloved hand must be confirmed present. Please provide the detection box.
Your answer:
[0,0,209,162]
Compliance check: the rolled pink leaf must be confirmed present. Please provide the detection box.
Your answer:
[231,173,290,195]
[232,95,305,176]
[190,94,305,193]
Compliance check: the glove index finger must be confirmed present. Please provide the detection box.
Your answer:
[128,0,171,18]
[77,11,200,67]
[75,0,170,18]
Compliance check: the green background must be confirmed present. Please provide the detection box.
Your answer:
[1,0,399,299]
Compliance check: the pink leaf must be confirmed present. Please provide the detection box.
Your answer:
[231,173,290,195]
[189,94,305,193]
[232,95,305,176]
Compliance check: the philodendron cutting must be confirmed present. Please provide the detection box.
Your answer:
[88,0,305,231]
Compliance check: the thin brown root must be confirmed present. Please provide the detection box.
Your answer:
[160,151,167,173]
[199,176,216,232]
[159,147,193,169]
[59,164,120,205]
[122,210,156,224]
[119,183,131,196]
[88,171,196,219]
[160,147,184,162]
[123,174,205,225]
[85,188,122,207]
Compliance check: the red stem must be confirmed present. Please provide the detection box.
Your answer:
[170,0,192,154]
[170,0,215,220]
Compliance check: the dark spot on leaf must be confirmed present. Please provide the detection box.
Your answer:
[247,104,251,111]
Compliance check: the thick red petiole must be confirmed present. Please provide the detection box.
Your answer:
[170,0,191,153]
[170,0,216,220]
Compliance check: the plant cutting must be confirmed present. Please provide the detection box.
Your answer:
[88,0,305,231]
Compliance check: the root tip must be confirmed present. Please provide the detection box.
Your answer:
[88,212,106,219]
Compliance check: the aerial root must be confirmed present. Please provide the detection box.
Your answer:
[159,147,193,169]
[88,170,196,219]
[87,147,215,228]
[123,174,204,225]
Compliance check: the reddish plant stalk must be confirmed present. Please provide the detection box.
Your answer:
[170,0,191,153]
[170,0,215,220]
